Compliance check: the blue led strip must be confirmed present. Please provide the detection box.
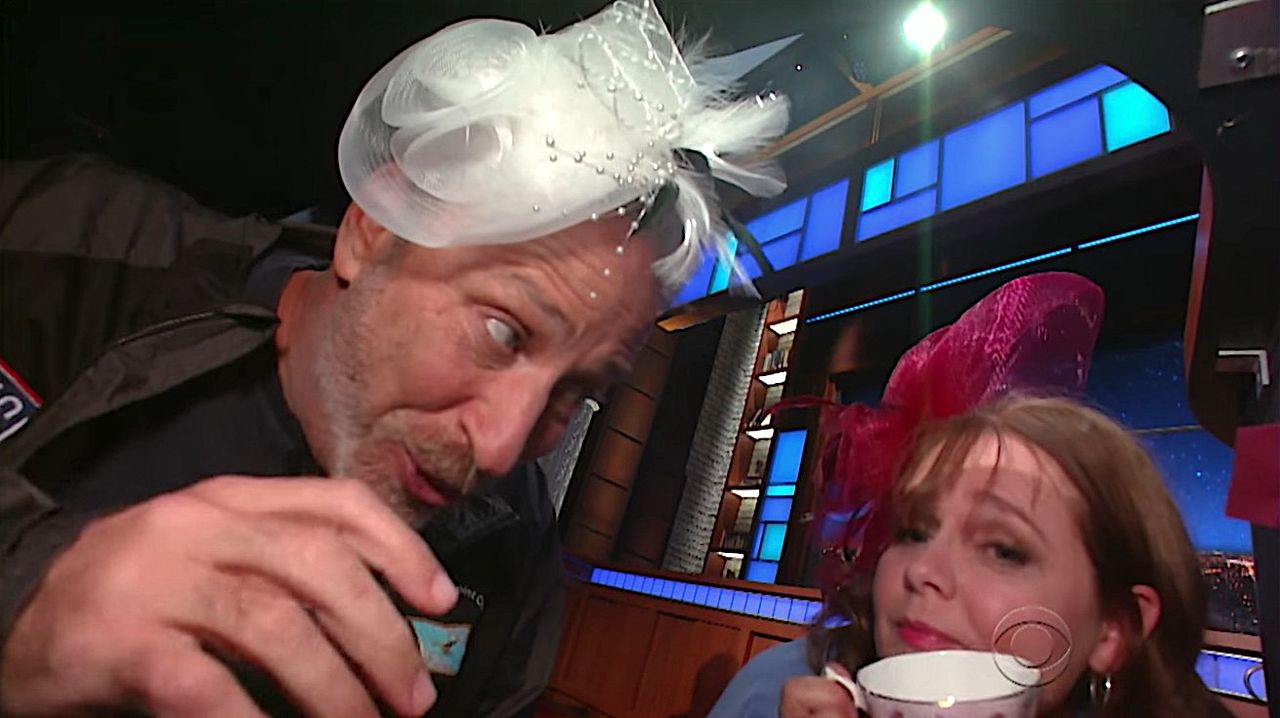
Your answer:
[807,290,919,324]
[917,248,1074,293]
[1075,212,1199,249]
[807,213,1200,325]
[588,567,824,625]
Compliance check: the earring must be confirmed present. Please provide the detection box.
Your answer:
[1089,673,1112,708]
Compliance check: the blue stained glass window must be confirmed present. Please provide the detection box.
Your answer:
[801,180,850,260]
[746,197,807,241]
[751,521,766,559]
[731,591,749,612]
[1030,97,1104,178]
[939,103,1027,211]
[761,231,803,272]
[893,140,940,198]
[1102,81,1172,151]
[673,251,716,306]
[707,233,740,295]
[860,159,895,211]
[760,497,794,524]
[736,250,764,280]
[748,559,779,584]
[766,484,797,497]
[1029,64,1127,118]
[745,592,763,616]
[704,587,723,607]
[694,585,710,606]
[856,188,939,241]
[760,522,788,560]
[767,430,807,485]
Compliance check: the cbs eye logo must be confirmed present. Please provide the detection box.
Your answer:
[990,606,1073,688]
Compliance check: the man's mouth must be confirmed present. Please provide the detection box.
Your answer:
[398,449,462,508]
[896,619,967,652]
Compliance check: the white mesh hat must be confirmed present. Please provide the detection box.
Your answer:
[337,0,790,290]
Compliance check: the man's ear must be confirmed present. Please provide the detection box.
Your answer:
[334,202,395,283]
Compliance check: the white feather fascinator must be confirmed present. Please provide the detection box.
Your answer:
[337,0,790,291]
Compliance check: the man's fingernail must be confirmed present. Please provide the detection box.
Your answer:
[412,670,435,714]
[433,574,458,607]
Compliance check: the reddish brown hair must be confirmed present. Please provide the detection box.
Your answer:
[808,396,1221,717]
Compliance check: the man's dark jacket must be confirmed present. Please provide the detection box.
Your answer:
[0,155,563,717]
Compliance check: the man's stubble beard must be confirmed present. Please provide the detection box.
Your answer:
[313,261,476,527]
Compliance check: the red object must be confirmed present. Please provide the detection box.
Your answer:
[1225,422,1280,529]
[778,272,1104,593]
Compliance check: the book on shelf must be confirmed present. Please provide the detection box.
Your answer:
[744,408,774,430]
[761,348,790,373]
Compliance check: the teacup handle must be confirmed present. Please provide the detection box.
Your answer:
[822,664,867,712]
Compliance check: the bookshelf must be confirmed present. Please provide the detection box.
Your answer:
[704,289,806,580]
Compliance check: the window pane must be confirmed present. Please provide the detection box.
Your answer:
[746,197,807,242]
[801,179,849,260]
[1028,64,1127,118]
[767,430,807,484]
[860,158,895,211]
[1030,97,1104,178]
[746,559,779,583]
[760,523,788,561]
[759,497,794,523]
[893,139,939,198]
[1101,81,1172,151]
[856,188,938,241]
[939,103,1027,211]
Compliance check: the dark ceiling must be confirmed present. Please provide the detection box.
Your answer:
[1,0,981,222]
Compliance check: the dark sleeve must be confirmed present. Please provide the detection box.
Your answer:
[0,154,278,400]
[473,509,566,718]
[0,155,275,690]
[0,470,99,670]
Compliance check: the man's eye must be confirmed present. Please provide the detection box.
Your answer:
[484,317,522,352]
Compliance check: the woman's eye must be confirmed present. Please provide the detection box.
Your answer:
[484,317,523,352]
[893,526,928,544]
[987,542,1030,566]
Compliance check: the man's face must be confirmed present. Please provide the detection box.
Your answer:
[310,211,661,524]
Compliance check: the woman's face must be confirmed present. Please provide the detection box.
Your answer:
[871,432,1119,712]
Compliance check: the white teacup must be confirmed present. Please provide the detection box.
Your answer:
[825,650,1040,717]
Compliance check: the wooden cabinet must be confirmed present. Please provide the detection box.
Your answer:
[546,563,812,718]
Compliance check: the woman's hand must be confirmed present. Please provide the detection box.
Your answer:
[779,663,859,718]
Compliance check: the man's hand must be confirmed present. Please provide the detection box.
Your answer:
[0,476,457,718]
[779,670,859,718]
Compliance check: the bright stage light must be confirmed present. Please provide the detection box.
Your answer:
[903,2,946,55]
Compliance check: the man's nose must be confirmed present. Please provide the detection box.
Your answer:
[464,375,553,477]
